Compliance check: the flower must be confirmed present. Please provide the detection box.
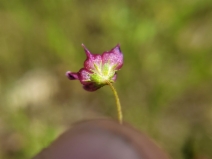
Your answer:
[66,44,123,91]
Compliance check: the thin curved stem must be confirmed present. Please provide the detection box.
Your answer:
[107,81,123,124]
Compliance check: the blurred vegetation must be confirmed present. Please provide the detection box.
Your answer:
[0,0,212,159]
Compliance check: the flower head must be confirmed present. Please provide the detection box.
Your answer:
[66,44,123,91]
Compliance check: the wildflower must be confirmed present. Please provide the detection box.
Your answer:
[66,44,123,92]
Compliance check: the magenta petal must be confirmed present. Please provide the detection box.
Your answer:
[82,44,102,71]
[82,44,92,58]
[78,68,91,84]
[83,83,102,92]
[109,44,121,54]
[111,73,117,81]
[66,71,79,80]
[84,54,102,71]
[102,45,123,70]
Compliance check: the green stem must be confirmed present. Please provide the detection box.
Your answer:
[107,81,123,124]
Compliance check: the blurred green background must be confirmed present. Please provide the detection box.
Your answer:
[0,0,212,159]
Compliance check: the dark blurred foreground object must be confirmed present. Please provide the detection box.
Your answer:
[32,119,170,159]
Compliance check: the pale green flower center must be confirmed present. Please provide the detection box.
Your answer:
[90,62,116,85]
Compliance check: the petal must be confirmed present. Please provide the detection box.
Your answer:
[83,83,103,92]
[78,68,91,84]
[81,44,92,58]
[66,71,79,80]
[84,54,102,71]
[102,44,123,70]
[111,73,117,82]
[82,44,102,71]
[109,44,121,54]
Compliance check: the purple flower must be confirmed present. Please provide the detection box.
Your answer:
[66,44,123,91]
